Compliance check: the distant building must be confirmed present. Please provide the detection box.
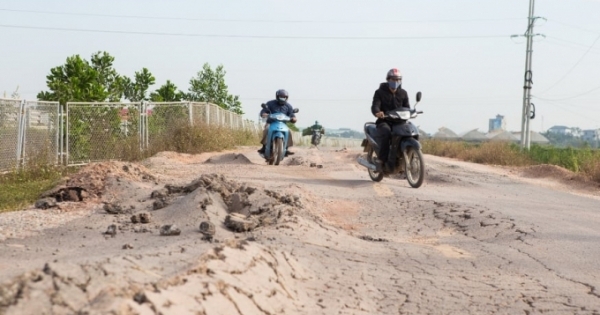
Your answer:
[432,127,459,140]
[547,125,573,136]
[488,114,506,133]
[582,129,600,144]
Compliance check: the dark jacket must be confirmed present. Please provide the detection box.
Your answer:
[371,83,410,124]
[260,100,296,119]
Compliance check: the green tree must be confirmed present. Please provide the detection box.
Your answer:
[186,63,243,114]
[90,52,127,102]
[37,51,129,104]
[287,122,299,132]
[150,80,185,102]
[37,54,109,105]
[123,68,156,102]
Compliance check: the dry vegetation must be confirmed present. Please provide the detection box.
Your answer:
[422,139,600,184]
[0,123,260,212]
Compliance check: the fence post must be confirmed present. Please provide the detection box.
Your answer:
[15,100,25,169]
[65,102,70,165]
[205,103,210,125]
[188,102,193,126]
[139,102,144,152]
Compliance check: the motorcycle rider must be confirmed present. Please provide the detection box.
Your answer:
[310,121,325,135]
[371,68,410,172]
[257,89,297,156]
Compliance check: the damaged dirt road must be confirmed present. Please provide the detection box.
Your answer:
[1,147,600,314]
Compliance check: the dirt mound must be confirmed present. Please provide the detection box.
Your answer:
[519,164,577,181]
[284,156,321,166]
[66,161,156,198]
[149,174,303,233]
[203,153,253,165]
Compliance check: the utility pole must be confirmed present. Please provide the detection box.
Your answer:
[512,0,544,150]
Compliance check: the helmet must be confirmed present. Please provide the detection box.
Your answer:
[386,68,402,80]
[315,121,319,125]
[275,89,288,105]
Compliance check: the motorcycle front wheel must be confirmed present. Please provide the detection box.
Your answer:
[367,146,384,182]
[273,138,284,165]
[405,147,425,188]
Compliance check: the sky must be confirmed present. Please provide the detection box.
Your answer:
[1,0,600,134]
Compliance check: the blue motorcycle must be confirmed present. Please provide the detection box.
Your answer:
[260,103,299,165]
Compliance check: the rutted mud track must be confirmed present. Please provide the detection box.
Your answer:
[1,147,600,314]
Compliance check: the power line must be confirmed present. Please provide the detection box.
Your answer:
[548,19,600,35]
[533,83,600,101]
[542,38,600,55]
[0,8,525,24]
[532,97,600,125]
[537,33,600,94]
[0,24,512,40]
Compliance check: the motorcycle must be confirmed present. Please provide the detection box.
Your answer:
[311,129,322,148]
[260,103,299,165]
[357,91,425,188]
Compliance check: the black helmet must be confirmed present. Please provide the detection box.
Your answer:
[275,89,288,105]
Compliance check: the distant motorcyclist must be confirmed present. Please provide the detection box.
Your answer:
[258,89,297,156]
[371,68,410,171]
[310,121,325,135]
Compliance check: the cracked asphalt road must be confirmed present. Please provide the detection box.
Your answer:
[1,147,599,314]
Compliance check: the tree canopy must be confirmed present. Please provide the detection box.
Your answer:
[37,52,242,115]
[187,63,243,115]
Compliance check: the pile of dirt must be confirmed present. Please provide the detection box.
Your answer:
[66,161,156,198]
[519,164,578,181]
[203,153,253,165]
[150,173,303,233]
[284,156,320,166]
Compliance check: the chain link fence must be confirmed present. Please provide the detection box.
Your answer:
[66,102,142,165]
[0,99,23,170]
[146,102,190,148]
[2,99,354,170]
[23,101,61,165]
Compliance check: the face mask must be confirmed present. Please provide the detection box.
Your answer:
[388,81,401,90]
[277,97,287,104]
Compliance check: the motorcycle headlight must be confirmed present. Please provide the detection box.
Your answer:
[397,110,411,120]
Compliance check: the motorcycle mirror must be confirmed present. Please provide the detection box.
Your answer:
[416,91,422,103]
[261,103,267,109]
[293,108,299,113]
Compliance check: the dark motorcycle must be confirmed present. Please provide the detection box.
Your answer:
[357,91,425,188]
[311,129,322,148]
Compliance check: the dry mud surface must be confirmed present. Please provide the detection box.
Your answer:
[1,147,600,314]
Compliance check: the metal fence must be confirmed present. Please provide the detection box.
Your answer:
[0,100,260,170]
[64,101,262,166]
[1,99,60,171]
[1,99,360,170]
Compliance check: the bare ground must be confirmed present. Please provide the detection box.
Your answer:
[1,146,599,314]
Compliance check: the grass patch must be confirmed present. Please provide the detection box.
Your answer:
[0,164,66,213]
[422,140,532,166]
[422,139,600,184]
[146,124,260,157]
